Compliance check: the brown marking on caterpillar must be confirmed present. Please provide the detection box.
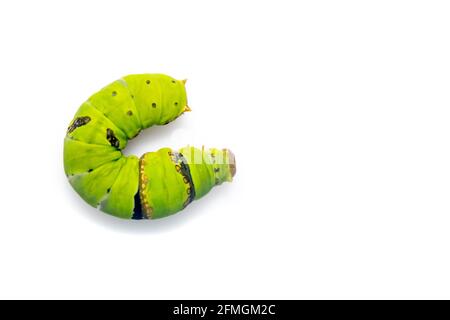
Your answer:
[67,116,91,134]
[138,156,153,219]
[126,110,133,116]
[106,128,120,148]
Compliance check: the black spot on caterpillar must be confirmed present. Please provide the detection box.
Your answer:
[106,128,120,148]
[67,116,91,134]
[132,191,145,220]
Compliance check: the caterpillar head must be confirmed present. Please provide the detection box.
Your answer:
[225,149,236,178]
[206,147,237,184]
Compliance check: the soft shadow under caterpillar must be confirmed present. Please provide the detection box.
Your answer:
[64,74,236,219]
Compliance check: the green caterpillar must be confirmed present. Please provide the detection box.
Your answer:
[64,74,236,219]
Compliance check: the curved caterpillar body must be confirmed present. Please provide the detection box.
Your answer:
[64,74,236,219]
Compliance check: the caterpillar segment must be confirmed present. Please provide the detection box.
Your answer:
[64,74,236,220]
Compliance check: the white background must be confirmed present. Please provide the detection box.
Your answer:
[0,0,449,299]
